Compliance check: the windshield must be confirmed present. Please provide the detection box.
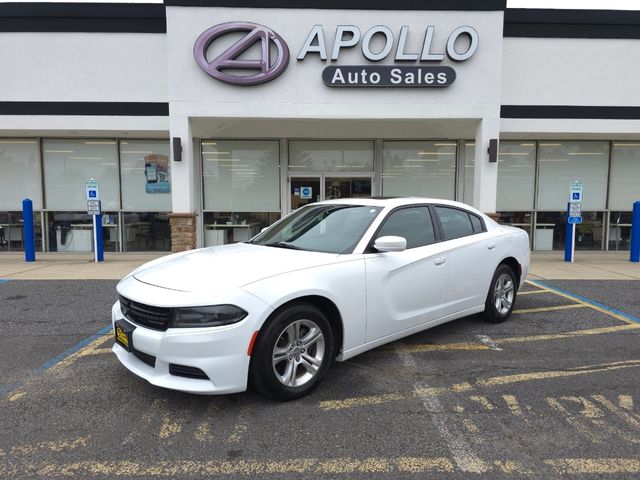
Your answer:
[251,204,382,254]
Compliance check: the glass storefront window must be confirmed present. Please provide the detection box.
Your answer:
[289,141,374,173]
[608,211,632,251]
[202,140,280,245]
[463,142,474,205]
[203,140,280,212]
[383,141,457,199]
[537,141,608,211]
[123,212,170,252]
[0,211,42,252]
[497,142,536,211]
[535,211,604,251]
[203,212,280,246]
[0,139,42,211]
[43,139,119,211]
[46,212,94,252]
[120,140,172,211]
[609,143,640,211]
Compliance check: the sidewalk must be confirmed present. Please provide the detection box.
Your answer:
[0,251,638,281]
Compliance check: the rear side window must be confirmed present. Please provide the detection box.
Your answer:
[469,213,483,233]
[435,206,475,240]
[377,206,435,249]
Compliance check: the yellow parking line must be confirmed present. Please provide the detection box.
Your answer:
[527,280,638,325]
[476,360,640,388]
[518,289,549,296]
[7,334,112,402]
[400,342,490,353]
[5,437,89,457]
[546,458,640,475]
[0,458,456,476]
[512,304,586,314]
[498,323,640,345]
[2,457,640,476]
[319,360,640,411]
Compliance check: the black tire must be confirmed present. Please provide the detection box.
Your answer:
[249,303,334,401]
[482,264,518,323]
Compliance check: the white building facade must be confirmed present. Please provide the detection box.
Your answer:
[1,1,639,253]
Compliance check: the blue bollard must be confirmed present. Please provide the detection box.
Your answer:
[564,202,573,262]
[22,199,35,262]
[94,213,104,262]
[631,201,640,263]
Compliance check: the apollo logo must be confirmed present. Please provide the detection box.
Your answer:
[193,22,290,86]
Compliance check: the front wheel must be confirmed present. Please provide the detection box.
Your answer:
[249,303,334,401]
[482,264,517,323]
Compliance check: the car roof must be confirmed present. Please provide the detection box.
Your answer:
[316,197,498,228]
[318,197,474,210]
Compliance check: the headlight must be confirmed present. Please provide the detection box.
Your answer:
[171,305,248,328]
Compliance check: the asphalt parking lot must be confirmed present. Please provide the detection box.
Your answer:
[1,278,639,478]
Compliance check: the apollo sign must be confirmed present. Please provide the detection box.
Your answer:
[194,22,290,86]
[194,22,478,88]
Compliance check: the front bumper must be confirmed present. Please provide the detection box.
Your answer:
[110,286,271,395]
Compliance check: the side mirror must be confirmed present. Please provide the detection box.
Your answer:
[374,236,407,252]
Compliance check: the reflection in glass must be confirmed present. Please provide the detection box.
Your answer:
[463,141,474,205]
[120,140,171,211]
[0,139,42,210]
[537,141,608,211]
[0,211,42,252]
[383,141,456,199]
[535,211,603,251]
[43,139,119,210]
[497,142,536,211]
[608,211,632,251]
[203,212,280,246]
[609,143,640,210]
[123,212,170,252]
[289,141,374,172]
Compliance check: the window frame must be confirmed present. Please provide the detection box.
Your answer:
[432,204,486,241]
[366,204,440,252]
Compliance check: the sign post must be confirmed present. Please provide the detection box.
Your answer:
[85,179,103,262]
[565,181,583,263]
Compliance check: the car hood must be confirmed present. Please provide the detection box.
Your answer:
[132,243,343,293]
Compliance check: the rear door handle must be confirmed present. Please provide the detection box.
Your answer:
[487,244,496,250]
[434,257,446,266]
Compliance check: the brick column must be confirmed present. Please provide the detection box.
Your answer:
[169,213,197,252]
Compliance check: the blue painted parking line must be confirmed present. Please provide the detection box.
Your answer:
[34,324,112,374]
[0,278,11,284]
[529,280,640,324]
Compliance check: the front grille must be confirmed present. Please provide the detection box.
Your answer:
[119,295,171,331]
[132,348,156,368]
[169,364,209,380]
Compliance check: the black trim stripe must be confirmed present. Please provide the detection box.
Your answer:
[0,3,166,33]
[165,0,506,10]
[501,106,640,120]
[504,9,640,39]
[0,102,169,117]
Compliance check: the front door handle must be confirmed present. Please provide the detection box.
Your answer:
[434,257,447,266]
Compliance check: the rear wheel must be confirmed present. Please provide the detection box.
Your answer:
[250,303,334,401]
[482,264,517,323]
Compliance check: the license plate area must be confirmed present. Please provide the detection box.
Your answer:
[114,319,135,352]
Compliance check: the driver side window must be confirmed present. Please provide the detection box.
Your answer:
[377,207,435,249]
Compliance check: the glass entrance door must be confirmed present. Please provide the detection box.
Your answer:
[290,175,372,211]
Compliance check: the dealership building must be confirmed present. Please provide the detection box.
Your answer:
[1,1,639,253]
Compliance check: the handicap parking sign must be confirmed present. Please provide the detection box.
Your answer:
[300,186,312,199]
[572,192,580,200]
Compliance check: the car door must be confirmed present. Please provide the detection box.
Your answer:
[364,206,450,342]
[434,205,496,315]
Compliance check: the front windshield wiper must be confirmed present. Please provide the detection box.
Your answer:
[263,241,304,250]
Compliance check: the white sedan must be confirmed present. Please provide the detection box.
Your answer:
[112,198,530,400]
